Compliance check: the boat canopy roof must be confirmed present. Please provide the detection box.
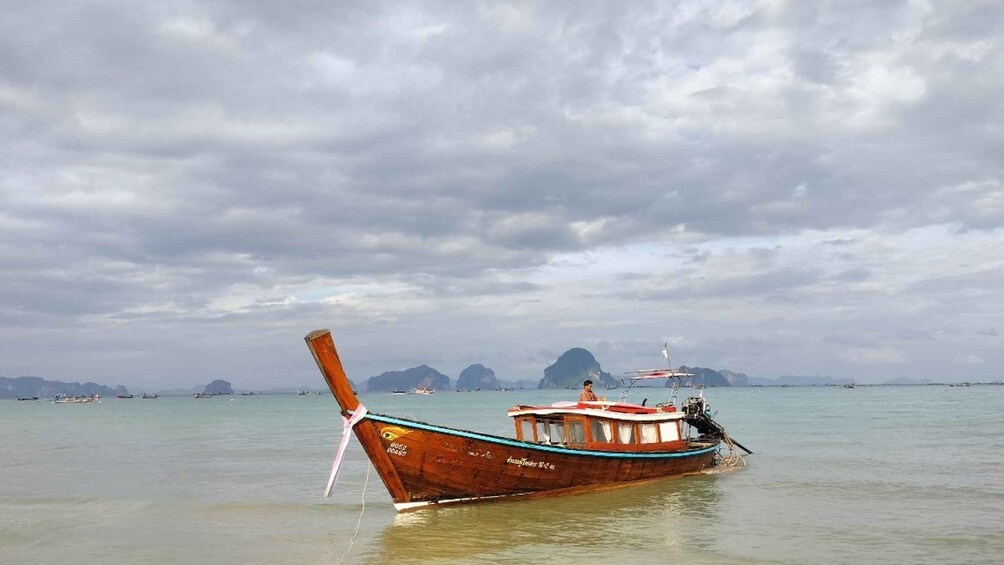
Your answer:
[508,401,685,422]
[622,368,693,381]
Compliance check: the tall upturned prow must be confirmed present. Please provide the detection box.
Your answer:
[305,329,746,511]
[305,329,361,413]
[305,329,412,504]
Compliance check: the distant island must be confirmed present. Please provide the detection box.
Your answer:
[366,365,450,392]
[539,348,618,389]
[11,355,944,399]
[747,375,853,386]
[456,364,499,390]
[649,367,750,387]
[0,376,127,399]
[240,381,356,394]
[496,379,539,389]
[203,379,234,395]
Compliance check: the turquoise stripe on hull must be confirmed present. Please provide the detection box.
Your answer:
[363,412,719,460]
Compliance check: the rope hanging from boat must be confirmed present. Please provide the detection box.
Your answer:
[718,430,746,467]
[324,405,369,497]
[335,463,371,565]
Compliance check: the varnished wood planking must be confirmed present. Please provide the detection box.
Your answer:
[305,329,719,508]
[372,419,717,502]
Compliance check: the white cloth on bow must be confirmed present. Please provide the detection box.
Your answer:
[324,405,368,497]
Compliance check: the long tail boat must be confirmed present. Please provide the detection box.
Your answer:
[305,329,747,511]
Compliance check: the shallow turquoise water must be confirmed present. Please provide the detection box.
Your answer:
[2,385,1002,564]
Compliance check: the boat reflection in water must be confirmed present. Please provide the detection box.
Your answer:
[305,329,748,512]
[360,472,727,563]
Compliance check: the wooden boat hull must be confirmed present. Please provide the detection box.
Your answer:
[359,412,719,510]
[304,328,721,511]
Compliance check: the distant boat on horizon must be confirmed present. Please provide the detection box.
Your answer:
[116,393,134,399]
[142,393,158,399]
[54,395,99,404]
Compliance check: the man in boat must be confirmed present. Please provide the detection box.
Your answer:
[579,380,605,402]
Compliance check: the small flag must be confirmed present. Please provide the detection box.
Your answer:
[662,343,671,366]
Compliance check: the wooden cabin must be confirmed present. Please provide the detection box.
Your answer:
[507,401,688,452]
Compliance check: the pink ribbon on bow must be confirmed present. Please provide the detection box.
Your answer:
[324,405,368,497]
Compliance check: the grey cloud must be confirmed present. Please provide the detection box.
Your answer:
[615,265,824,302]
[2,1,1003,386]
[832,268,870,283]
[894,328,935,342]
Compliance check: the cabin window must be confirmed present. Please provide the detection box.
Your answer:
[550,421,566,443]
[519,418,534,441]
[658,421,679,442]
[590,420,613,443]
[639,423,659,444]
[536,420,552,443]
[539,420,566,444]
[616,423,635,444]
[567,419,586,445]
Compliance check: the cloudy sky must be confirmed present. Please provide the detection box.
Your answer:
[2,1,1002,389]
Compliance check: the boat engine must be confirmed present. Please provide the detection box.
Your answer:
[682,396,711,417]
[682,396,725,440]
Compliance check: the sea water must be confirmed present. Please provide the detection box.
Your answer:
[2,385,1002,564]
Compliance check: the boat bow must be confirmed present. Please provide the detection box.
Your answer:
[305,329,412,504]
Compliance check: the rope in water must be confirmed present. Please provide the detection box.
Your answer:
[718,431,746,467]
[335,463,370,565]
